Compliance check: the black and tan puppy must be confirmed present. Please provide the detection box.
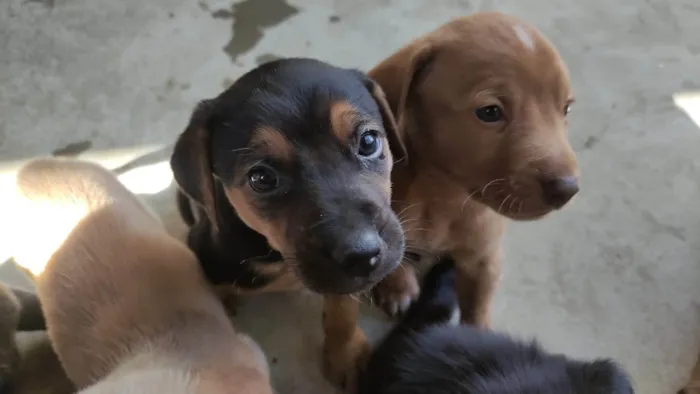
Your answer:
[170,58,406,391]
[360,260,635,394]
[12,158,273,394]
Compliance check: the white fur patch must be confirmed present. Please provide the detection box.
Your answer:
[513,24,535,51]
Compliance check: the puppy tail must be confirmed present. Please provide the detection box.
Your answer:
[398,258,459,332]
[176,189,196,227]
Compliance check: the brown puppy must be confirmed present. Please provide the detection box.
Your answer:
[680,354,700,394]
[369,12,579,325]
[12,158,273,394]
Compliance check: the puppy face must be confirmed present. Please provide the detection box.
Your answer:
[171,59,405,294]
[374,13,579,220]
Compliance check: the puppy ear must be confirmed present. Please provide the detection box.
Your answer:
[170,99,218,231]
[368,41,436,141]
[361,76,408,165]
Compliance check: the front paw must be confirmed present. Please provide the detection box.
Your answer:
[372,265,420,317]
[322,328,370,393]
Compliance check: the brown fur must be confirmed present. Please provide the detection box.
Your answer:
[12,158,273,394]
[330,101,368,142]
[251,127,294,162]
[369,12,579,325]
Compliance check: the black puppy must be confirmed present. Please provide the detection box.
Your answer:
[361,260,635,394]
[170,58,406,390]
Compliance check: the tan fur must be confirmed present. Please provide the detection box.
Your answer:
[224,188,290,255]
[322,295,369,394]
[329,101,365,142]
[12,158,273,394]
[251,127,293,161]
[369,12,579,325]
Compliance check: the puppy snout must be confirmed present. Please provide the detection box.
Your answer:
[540,175,579,208]
[334,230,382,278]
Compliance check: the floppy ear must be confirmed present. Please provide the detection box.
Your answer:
[170,99,218,230]
[368,40,436,142]
[360,76,407,165]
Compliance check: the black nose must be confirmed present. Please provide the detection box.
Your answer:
[541,176,579,208]
[335,230,382,278]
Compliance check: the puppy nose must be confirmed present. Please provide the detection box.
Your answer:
[336,231,382,278]
[541,176,579,208]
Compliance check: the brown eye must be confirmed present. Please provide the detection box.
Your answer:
[358,130,382,158]
[564,103,572,115]
[474,105,504,123]
[247,165,278,193]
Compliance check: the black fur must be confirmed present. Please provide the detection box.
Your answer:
[361,260,635,394]
[170,58,405,294]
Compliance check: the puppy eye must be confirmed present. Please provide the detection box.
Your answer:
[357,129,382,158]
[564,103,572,115]
[247,165,279,193]
[474,105,504,123]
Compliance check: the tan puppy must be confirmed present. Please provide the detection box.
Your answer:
[12,158,273,394]
[680,354,700,394]
[369,12,580,325]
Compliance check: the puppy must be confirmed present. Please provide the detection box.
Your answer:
[369,12,580,324]
[360,260,635,394]
[170,58,406,390]
[12,158,273,394]
[679,354,700,394]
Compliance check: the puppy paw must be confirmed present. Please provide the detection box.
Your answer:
[372,265,420,317]
[322,328,370,394]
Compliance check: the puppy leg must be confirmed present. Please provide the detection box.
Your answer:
[453,249,502,328]
[322,295,370,394]
[372,263,420,317]
[680,352,700,394]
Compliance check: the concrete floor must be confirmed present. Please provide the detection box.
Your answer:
[1,0,700,393]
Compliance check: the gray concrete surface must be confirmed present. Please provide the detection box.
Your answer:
[1,0,700,393]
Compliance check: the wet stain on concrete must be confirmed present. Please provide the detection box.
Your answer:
[583,135,600,150]
[209,0,299,63]
[329,15,341,23]
[24,0,55,9]
[255,53,282,65]
[52,140,92,157]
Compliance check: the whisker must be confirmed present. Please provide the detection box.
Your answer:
[395,202,422,219]
[497,194,512,214]
[508,196,518,213]
[481,178,505,196]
